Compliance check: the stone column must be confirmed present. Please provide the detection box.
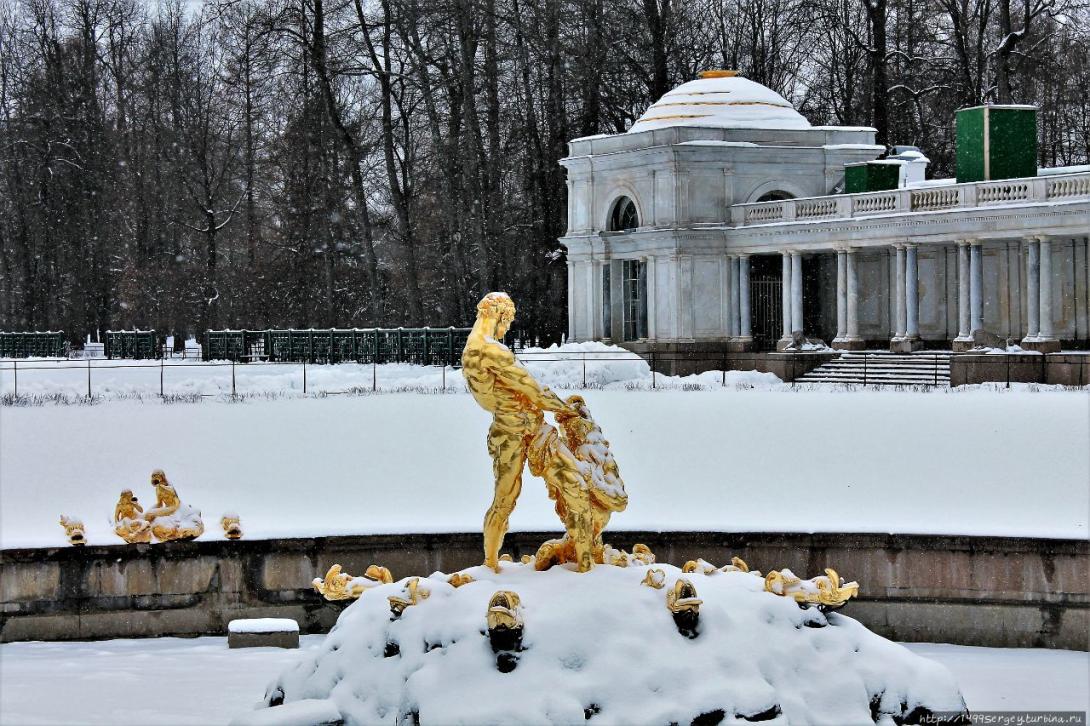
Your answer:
[846,248,861,344]
[969,241,983,335]
[644,256,657,340]
[893,245,907,341]
[778,251,793,349]
[730,255,741,338]
[1024,239,1040,341]
[835,247,864,350]
[905,244,921,345]
[953,242,971,350]
[791,252,803,335]
[738,255,753,343]
[834,249,847,342]
[567,259,576,342]
[1029,236,1060,352]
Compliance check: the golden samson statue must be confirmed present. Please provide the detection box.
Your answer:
[462,292,628,573]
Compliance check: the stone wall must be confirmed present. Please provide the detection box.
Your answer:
[950,352,1090,386]
[3,532,1086,649]
[623,344,838,379]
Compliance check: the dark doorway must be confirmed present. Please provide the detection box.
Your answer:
[749,255,782,351]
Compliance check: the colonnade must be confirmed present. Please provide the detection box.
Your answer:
[781,235,1060,352]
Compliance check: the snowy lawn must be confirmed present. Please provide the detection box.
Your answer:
[0,636,1084,724]
[1,387,1086,549]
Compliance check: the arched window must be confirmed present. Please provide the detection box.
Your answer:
[609,197,639,231]
[756,190,795,203]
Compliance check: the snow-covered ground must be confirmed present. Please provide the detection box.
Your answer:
[2,384,1086,549]
[0,635,1084,724]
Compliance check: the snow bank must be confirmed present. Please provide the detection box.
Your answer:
[231,700,342,726]
[2,389,1086,549]
[259,561,966,724]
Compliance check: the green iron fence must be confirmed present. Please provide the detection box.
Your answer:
[104,330,162,359]
[204,328,473,366]
[0,331,68,358]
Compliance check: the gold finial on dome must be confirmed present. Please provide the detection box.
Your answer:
[699,70,739,79]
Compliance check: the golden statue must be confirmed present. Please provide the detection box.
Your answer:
[764,567,859,611]
[143,469,204,542]
[462,293,627,573]
[113,490,152,544]
[59,515,86,546]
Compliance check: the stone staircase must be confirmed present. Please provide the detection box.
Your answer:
[795,351,952,387]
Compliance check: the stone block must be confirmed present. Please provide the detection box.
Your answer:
[261,553,317,591]
[0,562,60,602]
[1021,338,1061,353]
[228,618,300,649]
[1045,355,1090,386]
[888,337,923,353]
[87,557,156,596]
[157,557,218,594]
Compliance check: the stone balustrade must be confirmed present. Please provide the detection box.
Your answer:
[730,171,1090,227]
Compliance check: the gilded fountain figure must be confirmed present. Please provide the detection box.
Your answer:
[462,292,628,573]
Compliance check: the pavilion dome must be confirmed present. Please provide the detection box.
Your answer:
[627,70,811,133]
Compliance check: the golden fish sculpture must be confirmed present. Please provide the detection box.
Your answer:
[462,293,627,573]
[59,515,86,546]
[764,567,859,611]
[312,564,393,601]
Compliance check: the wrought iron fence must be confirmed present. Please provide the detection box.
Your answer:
[0,331,67,358]
[204,327,473,366]
[104,330,162,360]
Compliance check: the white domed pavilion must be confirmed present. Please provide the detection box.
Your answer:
[558,71,1090,377]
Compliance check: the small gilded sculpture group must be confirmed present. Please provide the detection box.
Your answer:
[60,469,242,546]
[113,469,205,543]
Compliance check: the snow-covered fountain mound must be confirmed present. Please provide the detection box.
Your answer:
[245,558,963,723]
[249,561,967,725]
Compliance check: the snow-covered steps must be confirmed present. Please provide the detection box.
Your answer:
[796,352,952,387]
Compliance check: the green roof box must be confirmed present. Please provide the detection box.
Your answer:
[844,161,900,194]
[956,104,1037,183]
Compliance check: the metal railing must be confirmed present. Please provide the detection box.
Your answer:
[0,351,787,400]
[731,170,1090,227]
[1,350,1085,401]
